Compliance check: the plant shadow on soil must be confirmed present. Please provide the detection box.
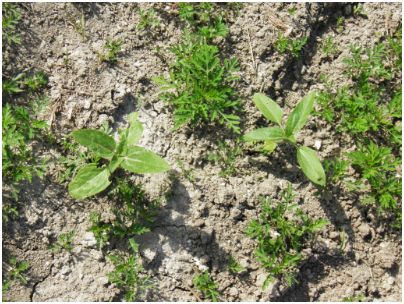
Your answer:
[131,176,236,301]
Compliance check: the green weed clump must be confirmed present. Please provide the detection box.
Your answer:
[246,184,327,288]
[244,92,326,186]
[49,231,75,253]
[108,239,153,301]
[98,39,123,63]
[2,104,48,190]
[68,112,169,200]
[207,139,243,177]
[193,271,219,302]
[317,28,402,228]
[155,2,241,133]
[2,257,29,301]
[136,8,160,30]
[275,33,308,58]
[89,178,160,249]
[2,3,21,46]
[227,256,245,274]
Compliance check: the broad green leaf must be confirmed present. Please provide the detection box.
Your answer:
[262,140,277,154]
[243,127,285,142]
[126,112,143,146]
[108,155,123,173]
[68,164,111,200]
[72,129,116,159]
[296,146,326,186]
[253,93,283,126]
[121,146,170,174]
[285,91,316,136]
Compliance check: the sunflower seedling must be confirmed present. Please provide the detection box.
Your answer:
[244,92,326,186]
[68,112,170,200]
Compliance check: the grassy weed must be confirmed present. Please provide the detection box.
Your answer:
[193,271,219,302]
[108,239,153,301]
[246,184,327,288]
[49,231,75,253]
[275,33,308,58]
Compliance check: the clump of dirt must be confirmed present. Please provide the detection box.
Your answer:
[2,2,401,302]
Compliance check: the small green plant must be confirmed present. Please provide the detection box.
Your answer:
[246,184,327,288]
[178,2,228,39]
[68,112,170,200]
[155,38,241,133]
[108,238,153,301]
[88,179,160,248]
[2,104,48,188]
[49,231,75,253]
[322,35,338,57]
[89,212,111,249]
[2,256,29,300]
[244,92,326,186]
[24,71,48,91]
[2,73,24,95]
[2,3,21,45]
[348,142,401,226]
[275,33,308,58]
[5,256,29,285]
[336,16,345,32]
[227,256,245,274]
[136,8,160,30]
[343,293,365,302]
[323,157,348,184]
[67,11,87,40]
[207,140,243,177]
[193,271,219,302]
[177,159,196,184]
[287,6,297,16]
[353,4,367,17]
[98,39,123,63]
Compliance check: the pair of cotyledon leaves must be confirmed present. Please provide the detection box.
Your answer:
[68,113,170,200]
[244,91,326,186]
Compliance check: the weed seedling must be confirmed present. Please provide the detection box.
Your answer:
[227,256,245,274]
[6,256,29,285]
[2,104,48,187]
[323,157,348,184]
[2,3,21,45]
[336,16,345,32]
[2,73,24,95]
[343,293,365,302]
[108,239,153,301]
[322,35,338,57]
[24,71,48,91]
[244,92,326,186]
[49,231,75,253]
[275,33,308,58]
[246,184,327,288]
[68,112,170,200]
[207,140,243,177]
[88,212,111,249]
[98,39,123,64]
[136,8,160,30]
[193,271,219,302]
[155,38,241,133]
[177,159,196,184]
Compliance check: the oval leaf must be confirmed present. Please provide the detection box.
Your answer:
[285,91,316,136]
[121,146,170,174]
[68,164,111,200]
[243,127,285,142]
[72,129,116,159]
[253,93,283,126]
[297,146,326,186]
[126,112,143,146]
